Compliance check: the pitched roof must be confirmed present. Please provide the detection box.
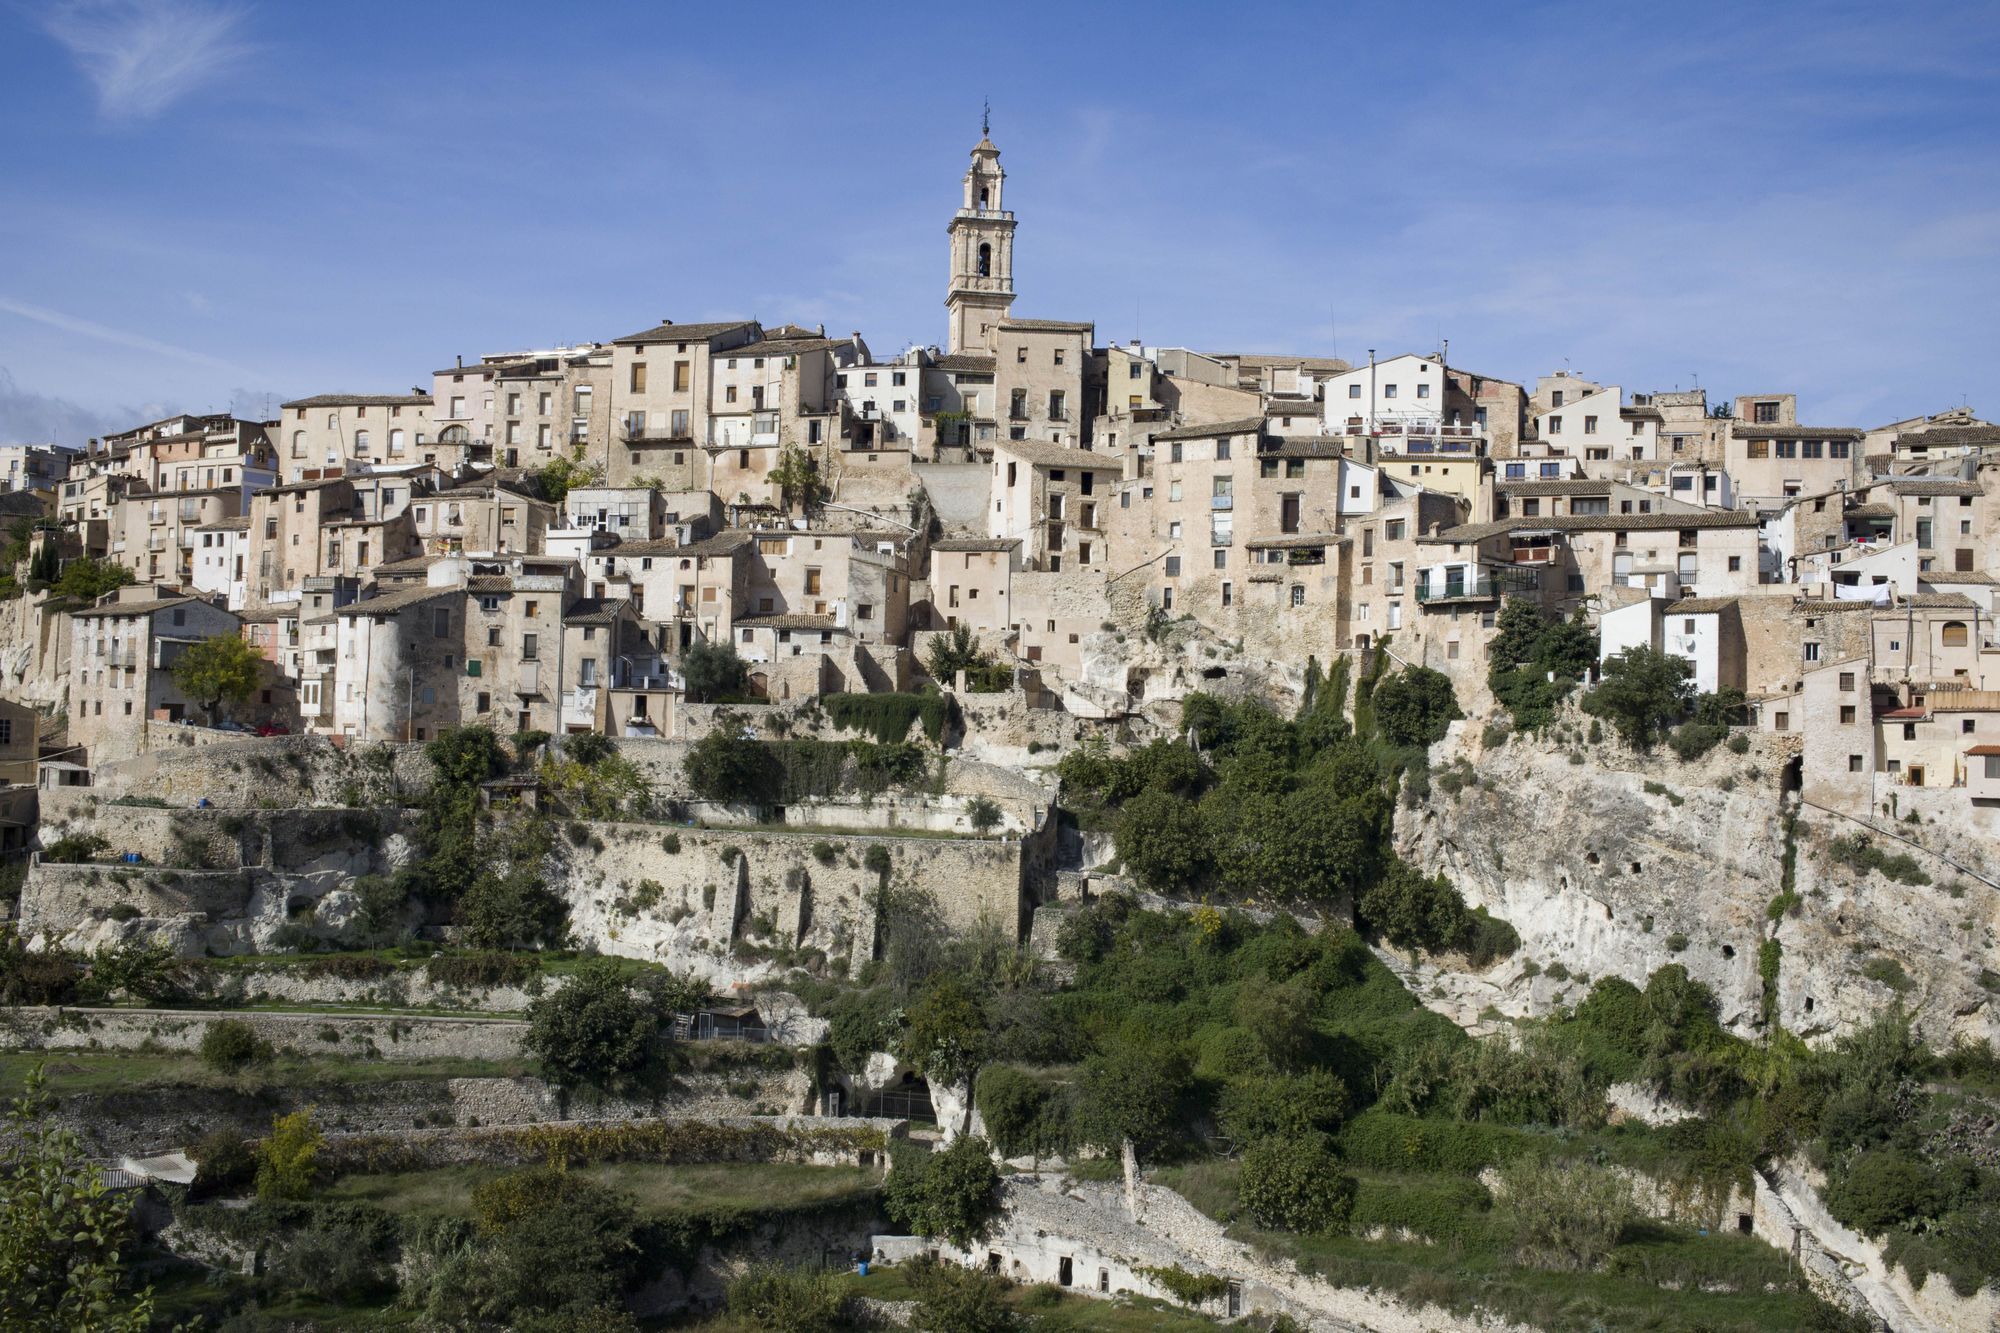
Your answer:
[279,393,431,408]
[722,337,845,359]
[734,613,839,631]
[610,319,756,346]
[1842,502,1896,519]
[334,585,461,618]
[1429,510,1760,542]
[996,318,1094,333]
[1904,592,1978,609]
[1245,532,1345,549]
[1496,479,1613,495]
[930,537,1020,552]
[1925,571,1998,585]
[993,439,1120,470]
[1899,425,2000,448]
[1885,478,1982,497]
[1730,424,1864,440]
[564,597,631,625]
[934,353,996,374]
[678,531,756,558]
[1663,597,1740,614]
[1216,353,1352,373]
[1792,600,1875,613]
[194,516,251,531]
[1270,439,1345,460]
[77,594,200,620]
[372,553,450,576]
[1151,416,1265,442]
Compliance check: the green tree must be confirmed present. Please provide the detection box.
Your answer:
[1078,1040,1192,1159]
[1499,1158,1635,1271]
[770,444,828,513]
[727,1263,850,1333]
[1532,614,1600,680]
[170,632,264,724]
[1586,646,1694,748]
[430,1168,642,1325]
[255,1106,324,1201]
[682,717,778,805]
[523,957,659,1088]
[899,976,989,1085]
[1115,788,1209,891]
[907,1257,1021,1333]
[1487,597,1549,670]
[883,1137,1001,1247]
[537,450,604,506]
[682,639,750,703]
[1240,1133,1356,1234]
[1370,666,1462,748]
[925,625,1010,691]
[0,1068,155,1332]
[51,557,133,603]
[1358,858,1469,956]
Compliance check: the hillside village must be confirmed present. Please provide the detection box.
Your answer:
[2,133,1999,1333]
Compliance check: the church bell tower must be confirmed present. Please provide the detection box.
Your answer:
[945,109,1016,354]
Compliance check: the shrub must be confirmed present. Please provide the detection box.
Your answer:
[906,1256,1021,1333]
[523,957,659,1088]
[0,930,83,1004]
[1137,1263,1229,1306]
[1665,932,1690,953]
[1371,666,1462,748]
[811,840,838,866]
[1668,724,1728,761]
[1351,1173,1492,1247]
[1860,956,1912,992]
[974,1065,1074,1159]
[1584,646,1693,748]
[1499,1158,1635,1271]
[199,1019,269,1071]
[1240,1133,1355,1234]
[1825,1149,1939,1236]
[966,796,1003,833]
[190,1127,256,1198]
[682,640,750,703]
[884,1137,1001,1247]
[823,691,952,744]
[728,1263,849,1333]
[864,844,892,881]
[255,1107,324,1201]
[1827,834,1931,887]
[662,831,681,854]
[40,831,110,864]
[1726,732,1751,754]
[426,950,541,988]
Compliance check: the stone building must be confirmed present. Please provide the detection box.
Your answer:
[67,586,244,763]
[988,439,1121,571]
[277,393,434,480]
[606,318,760,485]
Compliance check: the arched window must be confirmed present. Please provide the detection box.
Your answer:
[1942,621,1969,647]
[978,186,989,208]
[977,243,991,277]
[290,431,304,458]
[1290,585,1306,607]
[353,429,370,453]
[439,425,470,445]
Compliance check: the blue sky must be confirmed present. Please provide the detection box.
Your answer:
[3,1,1998,444]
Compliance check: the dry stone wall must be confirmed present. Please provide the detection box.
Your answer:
[2,1005,525,1062]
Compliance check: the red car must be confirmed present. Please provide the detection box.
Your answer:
[254,722,291,736]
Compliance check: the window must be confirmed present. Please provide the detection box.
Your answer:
[1291,585,1306,607]
[1548,415,1562,434]
[1754,400,1780,423]
[673,361,690,391]
[1416,382,1431,399]
[1164,556,1181,577]
[1170,442,1183,463]
[1746,440,1769,459]
[1048,390,1066,420]
[1840,705,1857,724]
[1943,621,1969,647]
[1839,671,1855,691]
[1849,754,1864,772]
[1728,556,1742,571]
[629,362,647,393]
[1804,641,1821,662]
[1584,415,1598,435]
[1348,383,1361,399]
[521,633,538,660]
[1213,548,1227,569]
[433,608,450,638]
[1216,438,1231,460]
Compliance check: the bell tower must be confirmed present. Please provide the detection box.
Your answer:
[945,107,1016,354]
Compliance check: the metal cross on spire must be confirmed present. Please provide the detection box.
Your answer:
[982,99,990,137]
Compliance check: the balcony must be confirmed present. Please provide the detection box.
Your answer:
[1415,577,1507,603]
[1210,495,1233,510]
[952,207,1015,221]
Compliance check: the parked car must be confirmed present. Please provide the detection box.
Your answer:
[214,720,252,733]
[254,722,291,736]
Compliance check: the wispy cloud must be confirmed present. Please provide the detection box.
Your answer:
[0,295,263,379]
[42,0,250,120]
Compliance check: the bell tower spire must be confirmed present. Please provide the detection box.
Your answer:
[945,118,1015,354]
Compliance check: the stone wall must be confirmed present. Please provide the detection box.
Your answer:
[1,1005,525,1063]
[41,1070,815,1155]
[558,819,1039,977]
[82,734,431,808]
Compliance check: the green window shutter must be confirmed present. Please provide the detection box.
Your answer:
[466,659,482,677]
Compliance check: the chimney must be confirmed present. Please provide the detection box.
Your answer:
[456,355,463,368]
[817,323,825,335]
[661,318,673,326]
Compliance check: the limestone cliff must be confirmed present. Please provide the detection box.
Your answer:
[1394,725,2000,1048]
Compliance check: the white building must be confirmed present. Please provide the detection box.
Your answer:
[1531,383,1659,472]
[190,517,250,610]
[0,442,81,492]
[1321,354,1472,440]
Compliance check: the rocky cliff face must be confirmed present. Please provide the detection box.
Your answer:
[1395,726,2000,1048]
